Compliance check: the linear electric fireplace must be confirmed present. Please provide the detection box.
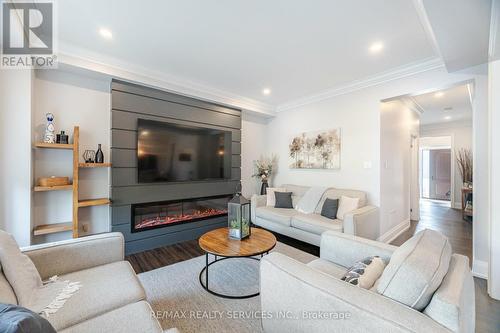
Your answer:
[132,195,232,232]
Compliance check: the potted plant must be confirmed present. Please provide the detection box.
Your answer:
[456,148,473,188]
[252,155,277,195]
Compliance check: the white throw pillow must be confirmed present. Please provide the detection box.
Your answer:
[336,196,360,220]
[266,188,286,206]
[341,256,386,289]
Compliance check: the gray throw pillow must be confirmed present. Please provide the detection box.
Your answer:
[341,256,386,289]
[0,304,56,333]
[274,192,293,208]
[321,198,339,219]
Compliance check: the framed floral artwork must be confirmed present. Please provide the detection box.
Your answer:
[289,128,341,169]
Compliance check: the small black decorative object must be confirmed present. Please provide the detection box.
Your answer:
[95,144,104,163]
[59,131,69,144]
[83,150,95,163]
[260,179,269,195]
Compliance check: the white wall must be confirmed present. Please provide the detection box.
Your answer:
[469,68,490,278]
[420,121,472,208]
[0,70,34,246]
[241,113,269,198]
[265,65,490,278]
[380,100,419,240]
[488,59,500,299]
[33,69,111,243]
[266,88,381,205]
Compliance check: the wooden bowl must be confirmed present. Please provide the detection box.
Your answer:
[38,176,70,187]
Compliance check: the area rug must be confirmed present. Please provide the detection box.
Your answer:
[138,242,316,333]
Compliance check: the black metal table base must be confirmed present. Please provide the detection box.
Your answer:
[199,253,267,299]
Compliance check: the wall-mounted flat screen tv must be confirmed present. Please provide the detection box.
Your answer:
[137,119,232,183]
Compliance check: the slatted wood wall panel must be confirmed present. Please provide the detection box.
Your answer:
[110,80,241,254]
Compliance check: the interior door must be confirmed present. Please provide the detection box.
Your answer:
[429,149,451,200]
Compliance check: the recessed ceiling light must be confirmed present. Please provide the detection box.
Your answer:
[369,42,384,53]
[262,88,271,96]
[99,28,113,39]
[444,116,452,120]
[434,92,444,98]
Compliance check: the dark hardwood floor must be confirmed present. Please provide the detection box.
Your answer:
[126,200,500,332]
[392,199,472,262]
[126,229,318,274]
[127,239,204,274]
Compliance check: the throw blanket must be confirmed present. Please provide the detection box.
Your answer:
[0,231,81,318]
[296,187,328,214]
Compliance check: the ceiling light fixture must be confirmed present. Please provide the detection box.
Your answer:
[434,92,444,98]
[99,28,113,39]
[444,116,452,120]
[262,88,271,96]
[369,42,384,53]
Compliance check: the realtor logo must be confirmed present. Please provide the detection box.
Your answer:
[1,1,57,68]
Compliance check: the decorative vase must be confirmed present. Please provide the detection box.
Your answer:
[43,113,55,143]
[260,178,269,195]
[95,144,104,163]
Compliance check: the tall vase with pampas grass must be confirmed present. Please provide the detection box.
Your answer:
[456,148,473,188]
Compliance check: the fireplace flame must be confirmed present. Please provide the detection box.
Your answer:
[135,208,228,229]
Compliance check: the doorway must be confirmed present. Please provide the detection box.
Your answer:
[383,82,473,260]
[420,136,453,207]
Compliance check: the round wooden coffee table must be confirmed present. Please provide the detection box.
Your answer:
[198,227,276,299]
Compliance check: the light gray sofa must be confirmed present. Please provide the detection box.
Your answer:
[0,232,178,333]
[251,184,379,245]
[260,231,474,333]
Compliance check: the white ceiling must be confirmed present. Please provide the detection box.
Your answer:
[422,0,492,72]
[412,84,473,125]
[57,0,438,107]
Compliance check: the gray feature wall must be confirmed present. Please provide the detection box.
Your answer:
[110,80,242,255]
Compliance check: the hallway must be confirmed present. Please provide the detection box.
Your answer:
[392,200,500,333]
[393,199,472,261]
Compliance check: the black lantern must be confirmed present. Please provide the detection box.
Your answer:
[228,191,251,240]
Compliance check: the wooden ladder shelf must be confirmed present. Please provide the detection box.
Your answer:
[33,126,112,238]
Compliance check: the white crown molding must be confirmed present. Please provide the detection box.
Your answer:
[404,96,426,114]
[276,57,445,112]
[57,42,276,117]
[412,0,443,61]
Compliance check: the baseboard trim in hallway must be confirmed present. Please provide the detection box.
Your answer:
[473,259,489,279]
[378,219,411,243]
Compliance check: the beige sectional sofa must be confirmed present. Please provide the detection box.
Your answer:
[260,231,474,332]
[251,184,379,245]
[0,232,177,333]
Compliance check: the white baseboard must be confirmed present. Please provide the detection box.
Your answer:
[452,202,462,209]
[378,219,411,244]
[472,259,488,279]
